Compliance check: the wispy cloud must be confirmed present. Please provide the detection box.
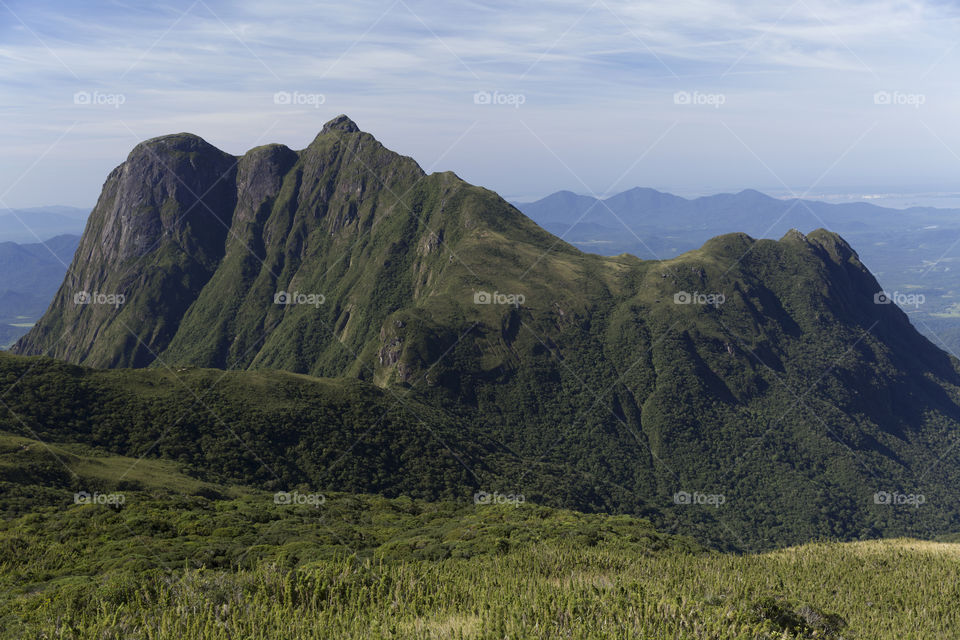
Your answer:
[1,0,959,207]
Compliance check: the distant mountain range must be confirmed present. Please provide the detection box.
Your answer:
[514,188,960,354]
[9,115,960,550]
[0,234,80,347]
[514,187,955,242]
[0,218,85,347]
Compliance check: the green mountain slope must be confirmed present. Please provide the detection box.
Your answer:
[9,115,960,550]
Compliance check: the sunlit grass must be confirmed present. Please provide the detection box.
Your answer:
[2,488,959,638]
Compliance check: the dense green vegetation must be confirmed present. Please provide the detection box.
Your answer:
[2,336,960,556]
[11,117,960,553]
[3,471,959,638]
[3,430,958,637]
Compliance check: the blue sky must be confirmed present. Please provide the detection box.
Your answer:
[2,0,960,208]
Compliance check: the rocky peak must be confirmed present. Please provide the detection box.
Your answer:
[321,114,361,135]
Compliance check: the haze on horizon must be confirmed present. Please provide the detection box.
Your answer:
[2,0,960,210]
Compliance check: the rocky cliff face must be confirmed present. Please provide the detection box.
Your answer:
[14,134,237,366]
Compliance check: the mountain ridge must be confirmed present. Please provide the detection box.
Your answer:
[514,185,926,234]
[513,184,960,355]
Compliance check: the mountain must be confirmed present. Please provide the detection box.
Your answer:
[0,234,80,347]
[14,114,564,372]
[0,206,88,243]
[514,188,960,355]
[10,115,960,551]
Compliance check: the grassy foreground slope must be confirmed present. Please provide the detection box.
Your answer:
[2,485,959,638]
[1,434,957,638]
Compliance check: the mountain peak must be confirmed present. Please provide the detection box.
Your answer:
[806,228,860,261]
[133,132,217,154]
[735,188,773,201]
[780,228,808,242]
[321,114,360,134]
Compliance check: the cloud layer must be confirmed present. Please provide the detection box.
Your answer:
[1,0,959,207]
